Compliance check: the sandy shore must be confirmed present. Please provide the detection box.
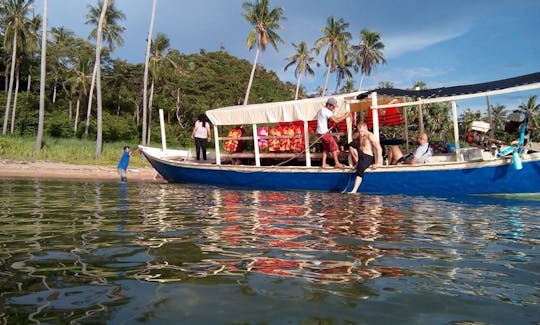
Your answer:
[0,160,161,182]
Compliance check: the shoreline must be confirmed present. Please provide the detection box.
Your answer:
[0,160,161,182]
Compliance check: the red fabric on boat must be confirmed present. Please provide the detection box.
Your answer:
[366,106,403,128]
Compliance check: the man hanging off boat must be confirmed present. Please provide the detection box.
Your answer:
[348,122,383,193]
[316,97,350,168]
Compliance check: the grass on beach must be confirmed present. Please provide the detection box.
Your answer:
[0,136,151,167]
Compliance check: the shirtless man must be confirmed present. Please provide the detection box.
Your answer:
[348,122,382,193]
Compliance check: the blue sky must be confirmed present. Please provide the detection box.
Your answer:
[37,0,540,112]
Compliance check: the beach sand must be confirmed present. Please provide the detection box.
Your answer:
[0,160,161,182]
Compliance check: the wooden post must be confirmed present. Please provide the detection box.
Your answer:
[371,92,380,143]
[213,125,221,165]
[159,109,167,149]
[252,124,260,166]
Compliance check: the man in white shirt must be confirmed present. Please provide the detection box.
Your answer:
[387,132,433,165]
[316,97,350,168]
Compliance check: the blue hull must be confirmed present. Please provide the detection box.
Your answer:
[142,150,540,195]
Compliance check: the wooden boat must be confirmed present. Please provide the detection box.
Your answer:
[140,72,540,195]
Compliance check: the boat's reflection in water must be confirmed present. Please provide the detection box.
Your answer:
[147,188,408,284]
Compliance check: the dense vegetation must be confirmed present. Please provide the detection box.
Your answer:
[0,47,294,147]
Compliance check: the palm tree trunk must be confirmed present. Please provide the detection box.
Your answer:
[10,70,20,133]
[3,66,8,92]
[74,96,81,134]
[52,79,57,103]
[94,0,109,158]
[322,64,331,96]
[3,32,17,135]
[142,0,157,145]
[35,0,48,150]
[84,64,97,136]
[26,74,31,94]
[294,73,303,100]
[68,98,73,121]
[357,73,365,92]
[244,46,260,105]
[146,78,155,144]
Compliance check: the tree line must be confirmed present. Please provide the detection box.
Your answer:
[1,0,538,158]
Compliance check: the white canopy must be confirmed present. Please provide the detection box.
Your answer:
[205,92,363,126]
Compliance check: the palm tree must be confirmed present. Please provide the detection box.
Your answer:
[49,26,75,104]
[142,0,157,145]
[35,0,47,150]
[284,41,317,100]
[66,47,93,135]
[314,16,351,96]
[334,50,354,93]
[353,29,386,91]
[92,0,109,157]
[84,0,125,137]
[1,0,34,135]
[519,95,540,141]
[242,0,285,105]
[491,103,507,138]
[339,79,355,94]
[146,32,176,144]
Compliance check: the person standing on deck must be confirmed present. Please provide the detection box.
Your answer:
[191,114,212,160]
[348,122,382,193]
[316,97,350,168]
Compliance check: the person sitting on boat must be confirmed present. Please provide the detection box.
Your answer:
[387,132,433,165]
[348,122,383,193]
[316,97,350,168]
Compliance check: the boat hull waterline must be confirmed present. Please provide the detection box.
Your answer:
[141,147,540,195]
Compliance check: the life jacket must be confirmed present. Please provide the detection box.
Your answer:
[280,125,294,151]
[224,127,244,152]
[258,126,269,150]
[292,124,304,152]
[268,127,281,152]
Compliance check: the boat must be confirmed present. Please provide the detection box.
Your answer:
[140,72,540,196]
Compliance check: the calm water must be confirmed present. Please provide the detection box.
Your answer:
[0,179,538,324]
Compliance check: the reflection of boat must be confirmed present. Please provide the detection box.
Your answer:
[140,72,540,195]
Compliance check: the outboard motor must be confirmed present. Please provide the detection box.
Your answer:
[465,121,491,149]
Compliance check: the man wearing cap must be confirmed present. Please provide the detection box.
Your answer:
[316,97,350,168]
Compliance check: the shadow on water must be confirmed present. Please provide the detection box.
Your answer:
[0,179,538,324]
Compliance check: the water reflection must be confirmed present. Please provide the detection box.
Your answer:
[0,180,538,324]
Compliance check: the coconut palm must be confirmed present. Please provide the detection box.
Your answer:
[339,79,355,94]
[1,0,35,135]
[314,16,351,96]
[242,0,285,105]
[91,0,109,157]
[519,95,540,141]
[334,50,354,93]
[490,103,507,138]
[84,0,125,137]
[66,46,93,135]
[49,26,75,104]
[353,29,386,91]
[146,32,177,144]
[35,0,47,150]
[284,41,317,100]
[141,0,157,145]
